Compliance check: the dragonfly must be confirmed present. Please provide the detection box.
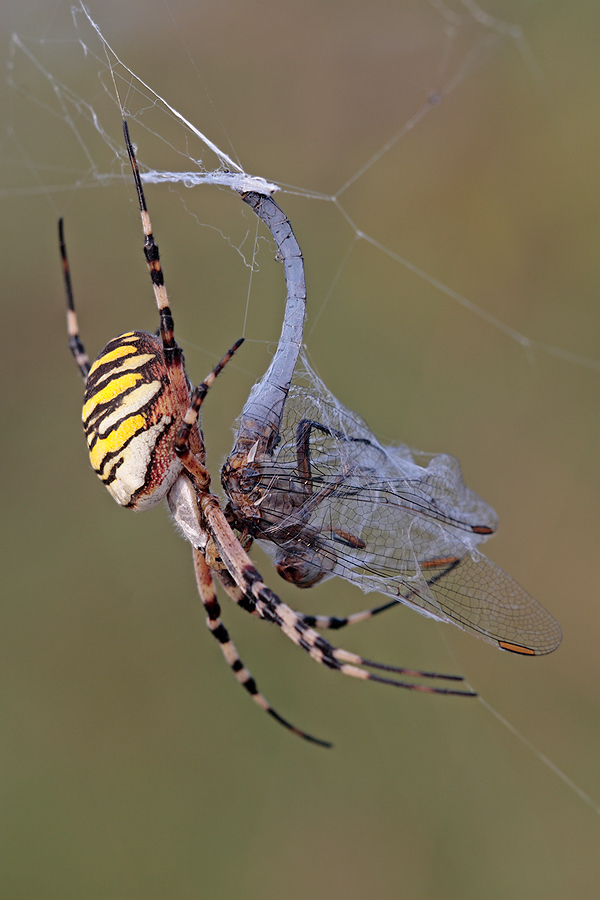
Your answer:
[221,195,561,660]
[63,121,561,746]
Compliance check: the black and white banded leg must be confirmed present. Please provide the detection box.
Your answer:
[192,547,332,747]
[193,507,477,696]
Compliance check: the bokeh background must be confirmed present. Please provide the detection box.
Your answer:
[1,1,599,898]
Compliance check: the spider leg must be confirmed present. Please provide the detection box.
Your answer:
[193,549,331,747]
[198,497,475,695]
[176,365,472,693]
[174,339,245,489]
[300,599,399,630]
[123,121,175,356]
[218,571,403,649]
[300,557,461,635]
[215,569,397,632]
[59,219,90,380]
[213,568,260,616]
[179,338,245,433]
[123,119,198,420]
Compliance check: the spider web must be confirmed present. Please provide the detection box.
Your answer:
[2,0,600,835]
[5,3,598,351]
[5,2,599,388]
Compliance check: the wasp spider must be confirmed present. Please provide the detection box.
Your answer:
[61,121,475,746]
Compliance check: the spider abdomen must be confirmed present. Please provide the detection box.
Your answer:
[82,330,183,509]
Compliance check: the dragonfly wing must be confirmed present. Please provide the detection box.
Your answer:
[412,550,563,655]
[258,518,562,655]
[234,352,561,655]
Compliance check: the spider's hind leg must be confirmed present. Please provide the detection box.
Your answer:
[193,549,331,748]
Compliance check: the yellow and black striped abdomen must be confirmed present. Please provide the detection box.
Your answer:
[82,331,183,510]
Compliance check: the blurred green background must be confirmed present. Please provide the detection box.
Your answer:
[1,1,599,898]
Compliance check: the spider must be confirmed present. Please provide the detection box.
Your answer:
[62,121,479,747]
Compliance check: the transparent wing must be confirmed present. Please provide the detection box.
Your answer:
[224,353,561,656]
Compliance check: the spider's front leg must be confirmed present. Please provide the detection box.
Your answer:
[59,219,90,379]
